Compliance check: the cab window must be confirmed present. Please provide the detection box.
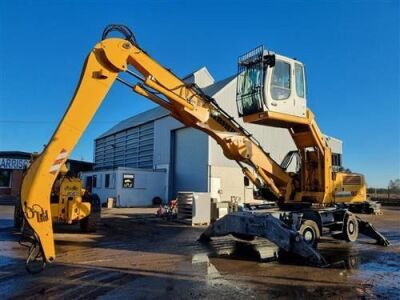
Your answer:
[271,60,291,100]
[295,63,305,98]
[238,66,264,116]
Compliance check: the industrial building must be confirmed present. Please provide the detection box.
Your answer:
[82,67,343,207]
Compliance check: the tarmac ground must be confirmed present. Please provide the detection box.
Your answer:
[0,205,399,299]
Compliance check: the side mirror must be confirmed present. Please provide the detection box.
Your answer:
[244,176,250,187]
[264,54,275,67]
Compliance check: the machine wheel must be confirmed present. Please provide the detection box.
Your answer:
[342,213,359,242]
[14,199,23,230]
[80,194,101,233]
[152,196,162,205]
[80,210,100,232]
[298,220,320,249]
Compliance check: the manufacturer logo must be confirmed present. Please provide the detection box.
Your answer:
[24,204,49,223]
[210,114,236,133]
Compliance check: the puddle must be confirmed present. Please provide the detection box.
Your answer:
[0,211,13,229]
[192,235,400,298]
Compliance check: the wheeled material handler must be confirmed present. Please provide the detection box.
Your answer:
[17,25,389,272]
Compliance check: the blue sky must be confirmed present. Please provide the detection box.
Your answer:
[0,0,399,187]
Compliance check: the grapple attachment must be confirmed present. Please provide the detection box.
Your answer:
[200,212,327,267]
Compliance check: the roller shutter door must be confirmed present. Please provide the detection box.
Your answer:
[172,127,208,198]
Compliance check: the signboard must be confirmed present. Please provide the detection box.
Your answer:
[122,173,134,188]
[0,158,29,170]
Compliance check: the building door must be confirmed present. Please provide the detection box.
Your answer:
[172,127,208,198]
[85,176,93,193]
[210,177,221,202]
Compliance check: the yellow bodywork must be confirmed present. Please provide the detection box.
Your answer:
[20,33,366,264]
[20,42,119,262]
[332,173,367,203]
[243,109,367,205]
[50,176,91,223]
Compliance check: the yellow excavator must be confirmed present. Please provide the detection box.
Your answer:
[17,25,389,272]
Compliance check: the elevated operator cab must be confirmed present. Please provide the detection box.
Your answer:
[236,46,307,121]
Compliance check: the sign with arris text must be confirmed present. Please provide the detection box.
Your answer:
[0,158,30,170]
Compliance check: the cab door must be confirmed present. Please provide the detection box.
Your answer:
[293,62,307,117]
[265,56,295,116]
[264,56,307,117]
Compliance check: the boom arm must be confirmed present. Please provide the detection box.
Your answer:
[20,26,294,267]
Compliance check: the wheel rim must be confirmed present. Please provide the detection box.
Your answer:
[349,221,355,234]
[303,228,314,243]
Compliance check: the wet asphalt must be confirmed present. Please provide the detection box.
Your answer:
[0,205,399,299]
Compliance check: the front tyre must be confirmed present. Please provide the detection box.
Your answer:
[342,213,359,242]
[298,220,320,249]
[14,199,24,230]
[80,194,101,233]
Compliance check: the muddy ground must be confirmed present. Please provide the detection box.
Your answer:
[0,205,399,299]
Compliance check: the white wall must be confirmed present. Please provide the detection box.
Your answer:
[82,168,166,207]
[116,169,166,207]
[184,67,215,88]
[153,117,183,167]
[325,136,343,155]
[209,165,254,203]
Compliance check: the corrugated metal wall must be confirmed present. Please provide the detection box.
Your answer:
[94,122,154,170]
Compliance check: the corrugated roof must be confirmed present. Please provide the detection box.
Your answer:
[0,151,32,158]
[97,73,237,140]
[96,106,169,139]
[0,150,93,164]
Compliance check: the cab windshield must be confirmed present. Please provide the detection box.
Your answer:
[236,64,265,117]
[270,60,291,100]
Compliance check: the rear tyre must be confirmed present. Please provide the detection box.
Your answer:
[298,220,320,249]
[80,194,101,233]
[80,211,100,232]
[342,213,359,242]
[14,199,23,230]
[152,196,162,206]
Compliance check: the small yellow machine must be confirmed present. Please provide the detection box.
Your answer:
[15,164,100,235]
[51,166,100,231]
[17,25,388,272]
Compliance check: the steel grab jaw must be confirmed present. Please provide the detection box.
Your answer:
[200,212,327,267]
